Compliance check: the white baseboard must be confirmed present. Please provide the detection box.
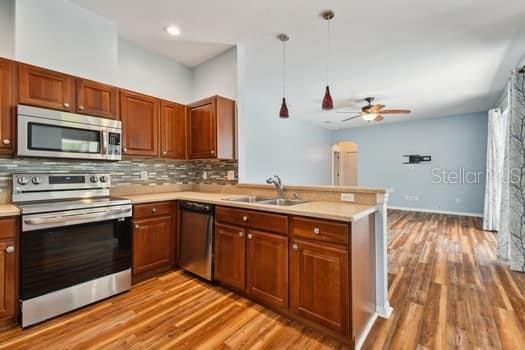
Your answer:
[354,312,378,350]
[388,206,483,218]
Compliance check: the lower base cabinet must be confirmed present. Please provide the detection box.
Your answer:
[0,218,17,326]
[214,224,246,290]
[289,239,349,335]
[132,202,176,281]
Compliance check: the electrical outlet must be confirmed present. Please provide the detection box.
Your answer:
[202,171,207,180]
[227,170,235,181]
[140,170,148,180]
[405,195,419,201]
[341,193,355,202]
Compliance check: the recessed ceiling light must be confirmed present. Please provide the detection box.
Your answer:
[164,25,181,37]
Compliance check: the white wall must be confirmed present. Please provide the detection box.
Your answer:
[14,0,118,84]
[237,44,332,185]
[192,47,237,100]
[117,39,192,103]
[0,0,14,58]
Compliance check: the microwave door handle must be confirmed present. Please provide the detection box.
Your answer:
[101,130,108,156]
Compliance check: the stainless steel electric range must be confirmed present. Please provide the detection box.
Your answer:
[12,173,132,327]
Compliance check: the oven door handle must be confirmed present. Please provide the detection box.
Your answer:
[24,208,131,226]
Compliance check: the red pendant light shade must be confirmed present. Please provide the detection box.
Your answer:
[279,97,289,118]
[321,10,335,110]
[322,86,333,110]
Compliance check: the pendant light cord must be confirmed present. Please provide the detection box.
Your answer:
[326,18,331,85]
[282,40,286,97]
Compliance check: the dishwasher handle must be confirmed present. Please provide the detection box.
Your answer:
[180,201,214,215]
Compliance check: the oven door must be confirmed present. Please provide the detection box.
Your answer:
[17,114,111,160]
[20,217,132,301]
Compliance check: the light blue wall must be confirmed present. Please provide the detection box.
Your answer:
[333,112,488,214]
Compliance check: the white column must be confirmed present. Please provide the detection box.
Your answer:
[375,192,393,318]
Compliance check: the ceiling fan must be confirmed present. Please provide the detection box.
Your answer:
[337,97,411,122]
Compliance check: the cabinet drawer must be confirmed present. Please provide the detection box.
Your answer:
[216,206,288,234]
[291,217,348,245]
[133,202,172,218]
[0,218,17,240]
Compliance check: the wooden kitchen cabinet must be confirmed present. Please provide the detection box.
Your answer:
[132,202,175,281]
[187,96,235,159]
[246,230,288,309]
[160,100,187,159]
[76,79,119,119]
[0,58,15,155]
[214,223,246,290]
[0,218,17,326]
[290,239,349,336]
[120,90,160,157]
[18,64,75,111]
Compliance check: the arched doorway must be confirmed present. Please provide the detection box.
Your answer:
[331,141,359,186]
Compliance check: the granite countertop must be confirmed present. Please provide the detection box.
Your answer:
[0,204,20,217]
[120,191,377,222]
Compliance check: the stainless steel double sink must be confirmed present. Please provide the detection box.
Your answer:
[222,196,306,206]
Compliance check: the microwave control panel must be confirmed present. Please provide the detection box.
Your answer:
[108,132,121,156]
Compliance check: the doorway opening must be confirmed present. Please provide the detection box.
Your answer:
[331,141,359,186]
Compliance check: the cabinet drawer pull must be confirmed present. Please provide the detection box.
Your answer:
[292,243,299,251]
[135,224,139,229]
[123,148,127,153]
[239,231,244,237]
[2,139,10,145]
[5,246,14,253]
[247,233,253,240]
[313,227,320,235]
[64,102,70,108]
[242,216,248,222]
[151,208,157,213]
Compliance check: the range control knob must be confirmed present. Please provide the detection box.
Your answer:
[31,176,41,185]
[17,176,29,185]
[99,176,107,183]
[90,175,98,183]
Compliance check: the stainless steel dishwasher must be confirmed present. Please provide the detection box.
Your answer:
[178,201,215,281]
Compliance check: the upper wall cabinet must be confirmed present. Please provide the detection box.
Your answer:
[76,79,119,119]
[160,100,187,159]
[187,96,235,160]
[120,90,160,157]
[0,58,15,155]
[18,64,75,112]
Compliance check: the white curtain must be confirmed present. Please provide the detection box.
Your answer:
[483,108,507,231]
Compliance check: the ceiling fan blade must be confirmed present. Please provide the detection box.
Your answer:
[375,114,385,122]
[341,115,362,122]
[368,104,386,113]
[380,109,411,114]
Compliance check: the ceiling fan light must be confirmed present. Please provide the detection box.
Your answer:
[322,86,334,110]
[279,97,289,118]
[362,113,378,121]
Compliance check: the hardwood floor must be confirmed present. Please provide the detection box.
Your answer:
[0,210,524,349]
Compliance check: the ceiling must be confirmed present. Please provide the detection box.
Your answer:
[72,0,525,128]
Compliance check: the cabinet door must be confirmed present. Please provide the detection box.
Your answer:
[290,239,348,335]
[133,216,173,275]
[246,230,288,309]
[0,240,16,320]
[0,59,14,154]
[120,90,159,156]
[76,79,119,119]
[160,100,186,159]
[18,64,74,111]
[214,224,245,290]
[188,98,216,159]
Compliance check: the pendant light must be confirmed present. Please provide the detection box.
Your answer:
[278,33,290,118]
[321,10,335,110]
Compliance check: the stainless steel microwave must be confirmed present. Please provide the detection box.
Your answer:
[17,105,122,161]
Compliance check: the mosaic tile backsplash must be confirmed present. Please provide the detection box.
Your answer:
[0,157,238,192]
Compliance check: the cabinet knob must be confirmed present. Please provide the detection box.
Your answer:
[123,148,127,153]
[78,105,84,111]
[313,227,320,235]
[242,216,248,222]
[239,231,244,237]
[163,151,167,155]
[134,224,139,229]
[210,150,215,155]
[151,208,157,213]
[2,139,10,145]
[292,243,299,251]
[247,233,253,240]
[5,246,14,253]
[64,102,70,108]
